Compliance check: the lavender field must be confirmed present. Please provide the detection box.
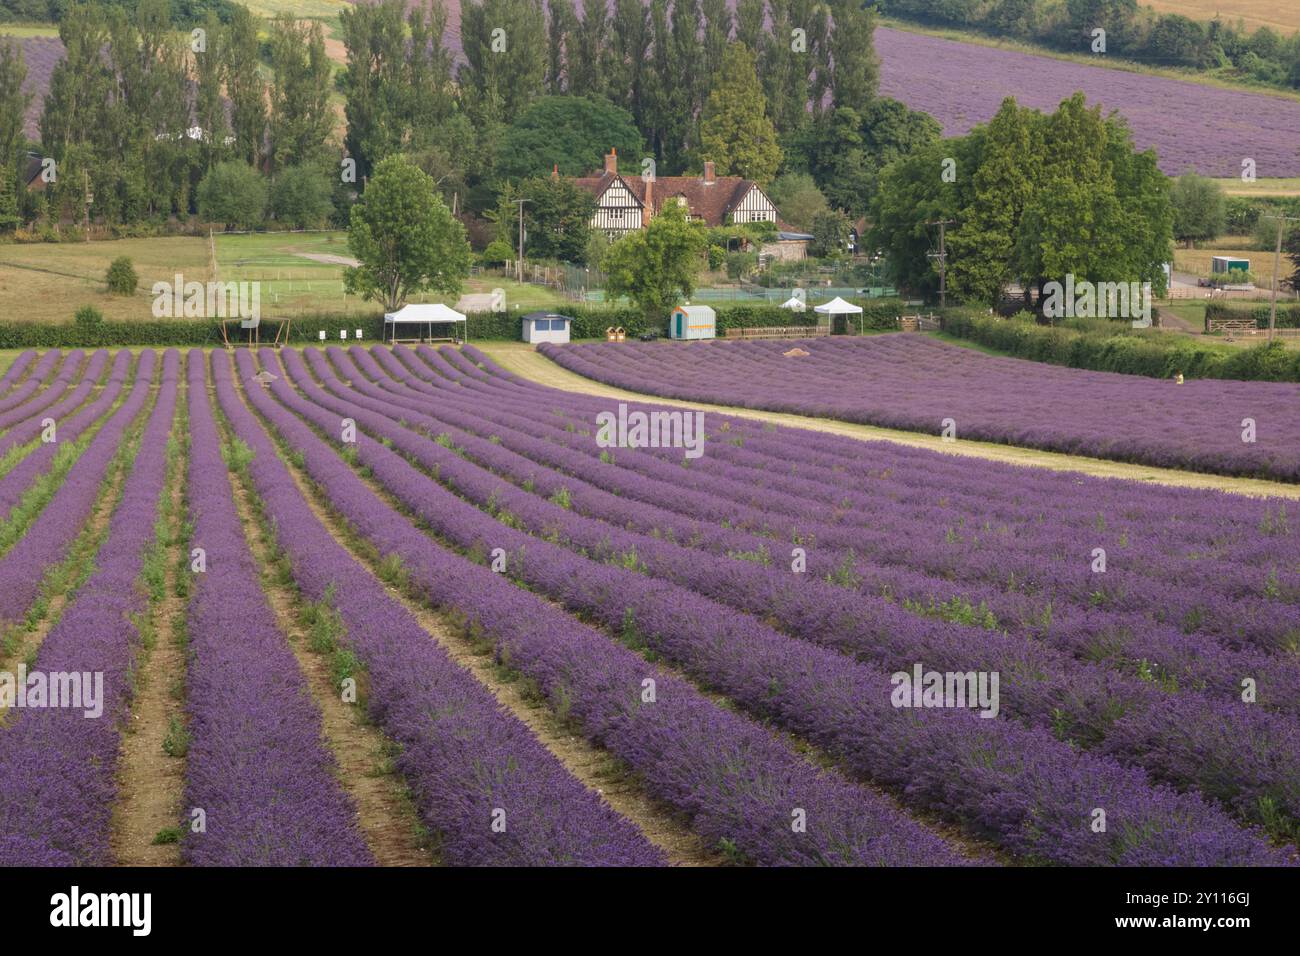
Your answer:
[875,27,1300,178]
[541,335,1300,482]
[0,343,1297,867]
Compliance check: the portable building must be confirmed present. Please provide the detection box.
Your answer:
[670,304,716,340]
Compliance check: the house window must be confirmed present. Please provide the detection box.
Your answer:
[534,319,551,331]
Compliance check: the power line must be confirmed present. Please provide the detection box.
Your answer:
[1262,214,1300,342]
[513,198,530,282]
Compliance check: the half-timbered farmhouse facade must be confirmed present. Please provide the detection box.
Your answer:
[571,150,781,239]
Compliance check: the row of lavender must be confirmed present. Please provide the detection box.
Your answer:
[305,343,1300,843]
[540,336,1300,482]
[437,344,1300,714]
[0,350,170,864]
[248,344,1287,865]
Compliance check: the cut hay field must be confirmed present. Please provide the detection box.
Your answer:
[2,342,1299,869]
[1143,0,1299,34]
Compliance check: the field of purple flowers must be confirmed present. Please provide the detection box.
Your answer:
[541,335,1300,482]
[1,342,1298,866]
[875,27,1300,178]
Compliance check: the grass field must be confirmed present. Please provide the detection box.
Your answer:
[0,236,212,323]
[0,23,60,38]
[1213,176,1300,197]
[1144,0,1299,34]
[1173,238,1294,290]
[0,231,574,323]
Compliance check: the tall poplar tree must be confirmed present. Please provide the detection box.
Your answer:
[699,43,782,184]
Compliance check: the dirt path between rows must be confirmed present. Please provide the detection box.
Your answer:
[477,342,1300,500]
[221,387,435,868]
[111,407,187,866]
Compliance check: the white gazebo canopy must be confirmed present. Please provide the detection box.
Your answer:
[383,303,467,343]
[813,296,862,315]
[780,296,806,312]
[385,303,466,323]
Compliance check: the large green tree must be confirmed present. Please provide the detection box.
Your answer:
[768,172,829,232]
[0,38,30,232]
[699,43,782,184]
[870,93,1172,305]
[197,160,268,228]
[603,201,706,320]
[340,0,456,182]
[499,175,594,262]
[223,4,266,167]
[947,99,1043,307]
[494,95,644,182]
[459,0,547,128]
[1169,172,1226,247]
[344,156,471,311]
[826,0,879,115]
[267,15,335,172]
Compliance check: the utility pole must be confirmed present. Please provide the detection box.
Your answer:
[925,219,955,308]
[1263,214,1300,342]
[83,169,93,242]
[514,198,530,282]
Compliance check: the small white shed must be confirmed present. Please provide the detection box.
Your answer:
[522,311,574,344]
[670,304,716,340]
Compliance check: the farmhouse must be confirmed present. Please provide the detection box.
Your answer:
[571,150,786,241]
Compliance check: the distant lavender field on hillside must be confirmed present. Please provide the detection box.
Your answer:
[875,27,1300,178]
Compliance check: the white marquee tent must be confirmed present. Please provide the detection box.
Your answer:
[384,303,467,343]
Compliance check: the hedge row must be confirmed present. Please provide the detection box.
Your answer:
[6,299,909,350]
[940,311,1300,383]
[1204,302,1300,329]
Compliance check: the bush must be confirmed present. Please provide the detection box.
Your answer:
[73,305,105,328]
[724,250,757,281]
[105,257,138,296]
[940,309,1300,382]
[481,239,514,266]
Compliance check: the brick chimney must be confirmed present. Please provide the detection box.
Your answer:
[551,163,558,180]
[643,174,653,222]
[703,160,715,185]
[604,148,618,175]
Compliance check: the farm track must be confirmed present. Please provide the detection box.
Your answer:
[484,342,1300,500]
[219,387,436,868]
[231,370,716,868]
[110,388,187,866]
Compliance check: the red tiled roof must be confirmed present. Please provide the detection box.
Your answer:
[572,170,767,227]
